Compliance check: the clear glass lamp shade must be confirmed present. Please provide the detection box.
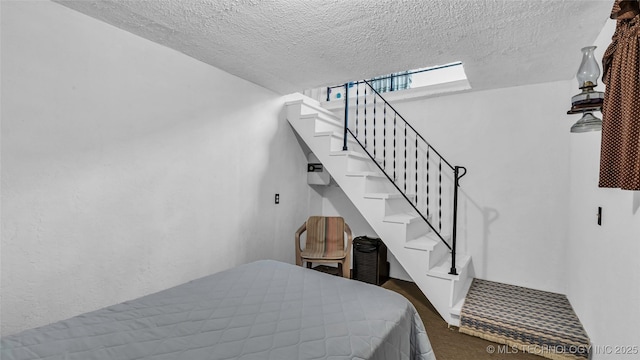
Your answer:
[576,46,600,89]
[570,112,602,133]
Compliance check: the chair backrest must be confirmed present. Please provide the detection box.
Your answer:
[304,216,346,257]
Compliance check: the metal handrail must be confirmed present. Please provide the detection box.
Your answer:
[340,80,466,275]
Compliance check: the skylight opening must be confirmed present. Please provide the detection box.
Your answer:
[321,62,469,103]
[368,62,467,95]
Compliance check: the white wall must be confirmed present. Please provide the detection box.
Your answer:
[566,20,640,359]
[1,1,310,336]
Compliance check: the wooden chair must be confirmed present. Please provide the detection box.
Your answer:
[295,216,352,278]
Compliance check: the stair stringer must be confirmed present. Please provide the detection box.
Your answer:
[286,96,474,326]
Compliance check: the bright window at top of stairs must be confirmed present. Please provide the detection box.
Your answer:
[321,62,471,107]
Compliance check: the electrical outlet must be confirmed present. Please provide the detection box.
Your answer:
[275,194,280,204]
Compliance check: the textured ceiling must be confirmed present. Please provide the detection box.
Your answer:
[53,0,612,94]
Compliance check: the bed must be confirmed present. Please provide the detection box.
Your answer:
[1,260,435,360]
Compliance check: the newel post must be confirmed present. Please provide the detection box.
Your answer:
[449,166,467,275]
[343,83,349,151]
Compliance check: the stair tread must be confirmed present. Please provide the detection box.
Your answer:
[345,171,386,178]
[314,131,358,141]
[298,112,343,127]
[314,133,360,148]
[428,254,471,278]
[298,113,319,120]
[286,98,340,119]
[404,235,440,251]
[383,213,424,224]
[364,192,414,200]
[329,150,373,159]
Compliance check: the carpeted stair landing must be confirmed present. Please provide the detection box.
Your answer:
[459,279,590,360]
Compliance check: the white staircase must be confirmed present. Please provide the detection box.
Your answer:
[286,95,474,326]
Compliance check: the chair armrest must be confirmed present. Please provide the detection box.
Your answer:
[344,223,353,278]
[295,222,306,266]
[344,223,353,254]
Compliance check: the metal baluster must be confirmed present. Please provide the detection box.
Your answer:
[364,86,367,148]
[355,82,359,137]
[438,158,442,232]
[393,113,397,183]
[373,95,377,159]
[404,124,407,193]
[415,135,418,206]
[426,146,430,219]
[383,103,387,170]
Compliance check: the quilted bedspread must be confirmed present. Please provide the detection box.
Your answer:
[1,260,435,360]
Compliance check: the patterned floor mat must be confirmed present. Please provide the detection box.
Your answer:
[459,279,590,360]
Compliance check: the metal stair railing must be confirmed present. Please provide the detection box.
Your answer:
[337,80,466,275]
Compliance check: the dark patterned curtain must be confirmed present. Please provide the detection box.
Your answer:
[370,71,412,93]
[599,0,640,190]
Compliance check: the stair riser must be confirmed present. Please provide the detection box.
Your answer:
[286,102,304,122]
[295,117,341,139]
[314,117,343,133]
[403,236,450,271]
[327,136,356,152]
[428,241,449,271]
[359,198,389,219]
[345,156,379,172]
[451,260,474,307]
[385,197,419,217]
[339,173,379,200]
[310,133,357,155]
[449,277,474,327]
[365,176,398,193]
[403,249,430,274]
[320,153,361,179]
[298,101,338,119]
[406,219,432,242]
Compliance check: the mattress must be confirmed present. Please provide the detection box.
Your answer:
[1,260,435,360]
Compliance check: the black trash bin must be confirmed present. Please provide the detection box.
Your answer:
[352,236,389,285]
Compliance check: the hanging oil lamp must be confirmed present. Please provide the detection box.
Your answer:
[567,46,604,133]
